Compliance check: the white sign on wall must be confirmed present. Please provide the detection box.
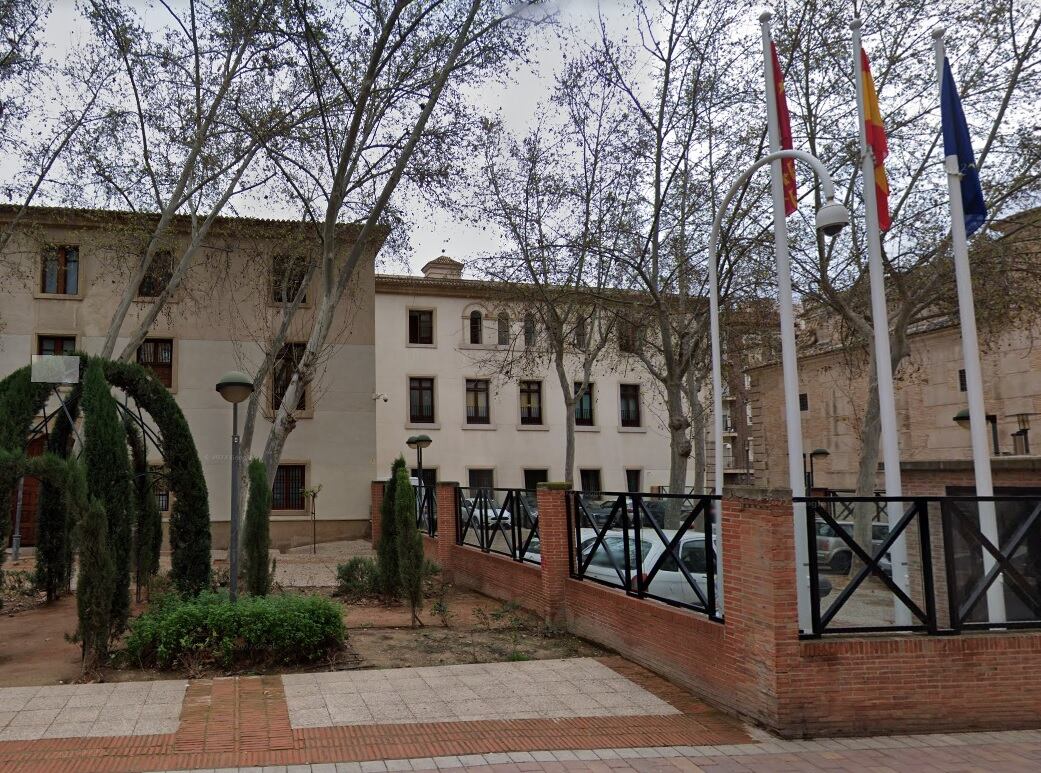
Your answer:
[31,355,81,384]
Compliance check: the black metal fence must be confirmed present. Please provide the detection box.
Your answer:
[567,491,721,619]
[800,495,1041,637]
[456,487,540,564]
[414,485,436,537]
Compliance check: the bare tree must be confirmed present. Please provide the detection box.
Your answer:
[770,0,1041,521]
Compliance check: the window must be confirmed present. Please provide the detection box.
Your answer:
[575,318,587,349]
[523,469,548,490]
[579,468,601,494]
[497,313,509,346]
[271,254,308,303]
[138,250,173,298]
[519,380,542,425]
[272,343,306,411]
[411,468,437,488]
[40,245,79,295]
[625,469,642,493]
[468,468,494,497]
[150,465,170,512]
[799,392,809,412]
[465,378,490,424]
[523,313,536,347]
[409,377,435,423]
[469,310,483,345]
[583,536,651,569]
[137,338,174,388]
[574,382,594,426]
[272,464,306,510]
[619,384,641,427]
[958,369,967,392]
[408,309,434,345]
[37,335,76,356]
[618,321,639,354]
[680,540,707,573]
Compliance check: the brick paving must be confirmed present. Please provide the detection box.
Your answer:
[0,657,1038,772]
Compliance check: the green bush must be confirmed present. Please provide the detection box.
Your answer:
[376,457,405,598]
[335,557,381,600]
[243,459,272,596]
[74,456,114,670]
[126,416,162,601]
[124,591,345,670]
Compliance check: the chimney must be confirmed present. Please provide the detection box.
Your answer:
[420,254,464,280]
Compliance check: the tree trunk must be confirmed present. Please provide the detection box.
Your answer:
[685,370,706,493]
[554,356,577,486]
[666,378,691,513]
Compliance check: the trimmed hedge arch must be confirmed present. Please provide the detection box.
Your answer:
[0,358,211,594]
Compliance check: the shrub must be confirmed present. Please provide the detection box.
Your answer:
[394,464,424,626]
[35,389,81,601]
[376,457,405,598]
[124,591,346,670]
[82,359,134,635]
[74,457,114,671]
[243,459,272,596]
[126,417,162,601]
[335,557,381,600]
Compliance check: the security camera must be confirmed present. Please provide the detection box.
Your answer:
[372,392,389,403]
[815,201,849,238]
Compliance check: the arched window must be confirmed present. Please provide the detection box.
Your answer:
[497,313,509,346]
[575,317,587,349]
[469,310,483,345]
[523,313,536,348]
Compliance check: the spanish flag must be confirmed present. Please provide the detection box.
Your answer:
[770,42,797,215]
[860,48,890,231]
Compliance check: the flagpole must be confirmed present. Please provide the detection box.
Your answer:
[931,27,1005,624]
[760,11,812,634]
[850,18,910,626]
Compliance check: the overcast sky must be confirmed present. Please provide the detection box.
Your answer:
[31,0,634,276]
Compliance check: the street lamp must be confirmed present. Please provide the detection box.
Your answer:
[803,447,830,490]
[216,370,254,602]
[706,147,848,633]
[406,434,432,488]
[953,408,1000,455]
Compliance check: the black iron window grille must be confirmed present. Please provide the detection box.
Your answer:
[567,491,720,619]
[456,487,540,564]
[520,381,542,424]
[409,377,435,423]
[574,382,594,426]
[466,379,490,424]
[620,384,641,427]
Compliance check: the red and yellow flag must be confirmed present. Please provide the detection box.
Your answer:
[770,42,798,215]
[860,48,891,231]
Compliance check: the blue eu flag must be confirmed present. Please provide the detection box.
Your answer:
[941,58,987,236]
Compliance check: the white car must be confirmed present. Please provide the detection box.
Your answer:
[460,496,512,528]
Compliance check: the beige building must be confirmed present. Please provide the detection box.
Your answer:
[373,257,693,493]
[0,206,380,549]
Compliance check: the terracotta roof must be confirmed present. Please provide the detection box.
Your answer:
[422,254,464,270]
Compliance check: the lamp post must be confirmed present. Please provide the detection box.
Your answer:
[406,434,432,522]
[707,147,848,633]
[216,371,254,603]
[954,408,1000,455]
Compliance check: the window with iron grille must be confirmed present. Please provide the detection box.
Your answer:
[272,343,306,411]
[519,380,542,424]
[138,250,173,298]
[271,254,308,303]
[137,339,174,388]
[619,384,641,427]
[575,317,587,349]
[409,377,435,423]
[37,335,76,356]
[272,464,305,510]
[958,369,967,392]
[497,313,509,345]
[465,379,490,424]
[467,468,494,497]
[799,392,809,411]
[618,321,639,353]
[523,313,536,347]
[579,468,601,494]
[150,465,170,512]
[408,309,434,344]
[574,382,594,426]
[625,468,641,492]
[523,468,548,490]
[469,310,483,344]
[40,245,79,295]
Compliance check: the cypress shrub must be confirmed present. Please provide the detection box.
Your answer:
[101,358,210,595]
[394,464,424,626]
[35,388,81,600]
[81,360,134,635]
[125,417,162,601]
[376,457,406,598]
[72,458,114,671]
[243,458,272,596]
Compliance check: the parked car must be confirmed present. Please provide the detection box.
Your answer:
[815,519,893,576]
[526,528,833,606]
[460,496,512,528]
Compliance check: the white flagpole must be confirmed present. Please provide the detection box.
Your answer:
[850,18,910,626]
[931,27,1005,624]
[760,11,812,634]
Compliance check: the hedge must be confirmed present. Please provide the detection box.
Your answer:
[125,592,345,670]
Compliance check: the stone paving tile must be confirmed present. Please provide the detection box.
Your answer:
[283,658,678,729]
[0,678,187,740]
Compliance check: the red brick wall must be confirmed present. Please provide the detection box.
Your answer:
[370,481,384,546]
